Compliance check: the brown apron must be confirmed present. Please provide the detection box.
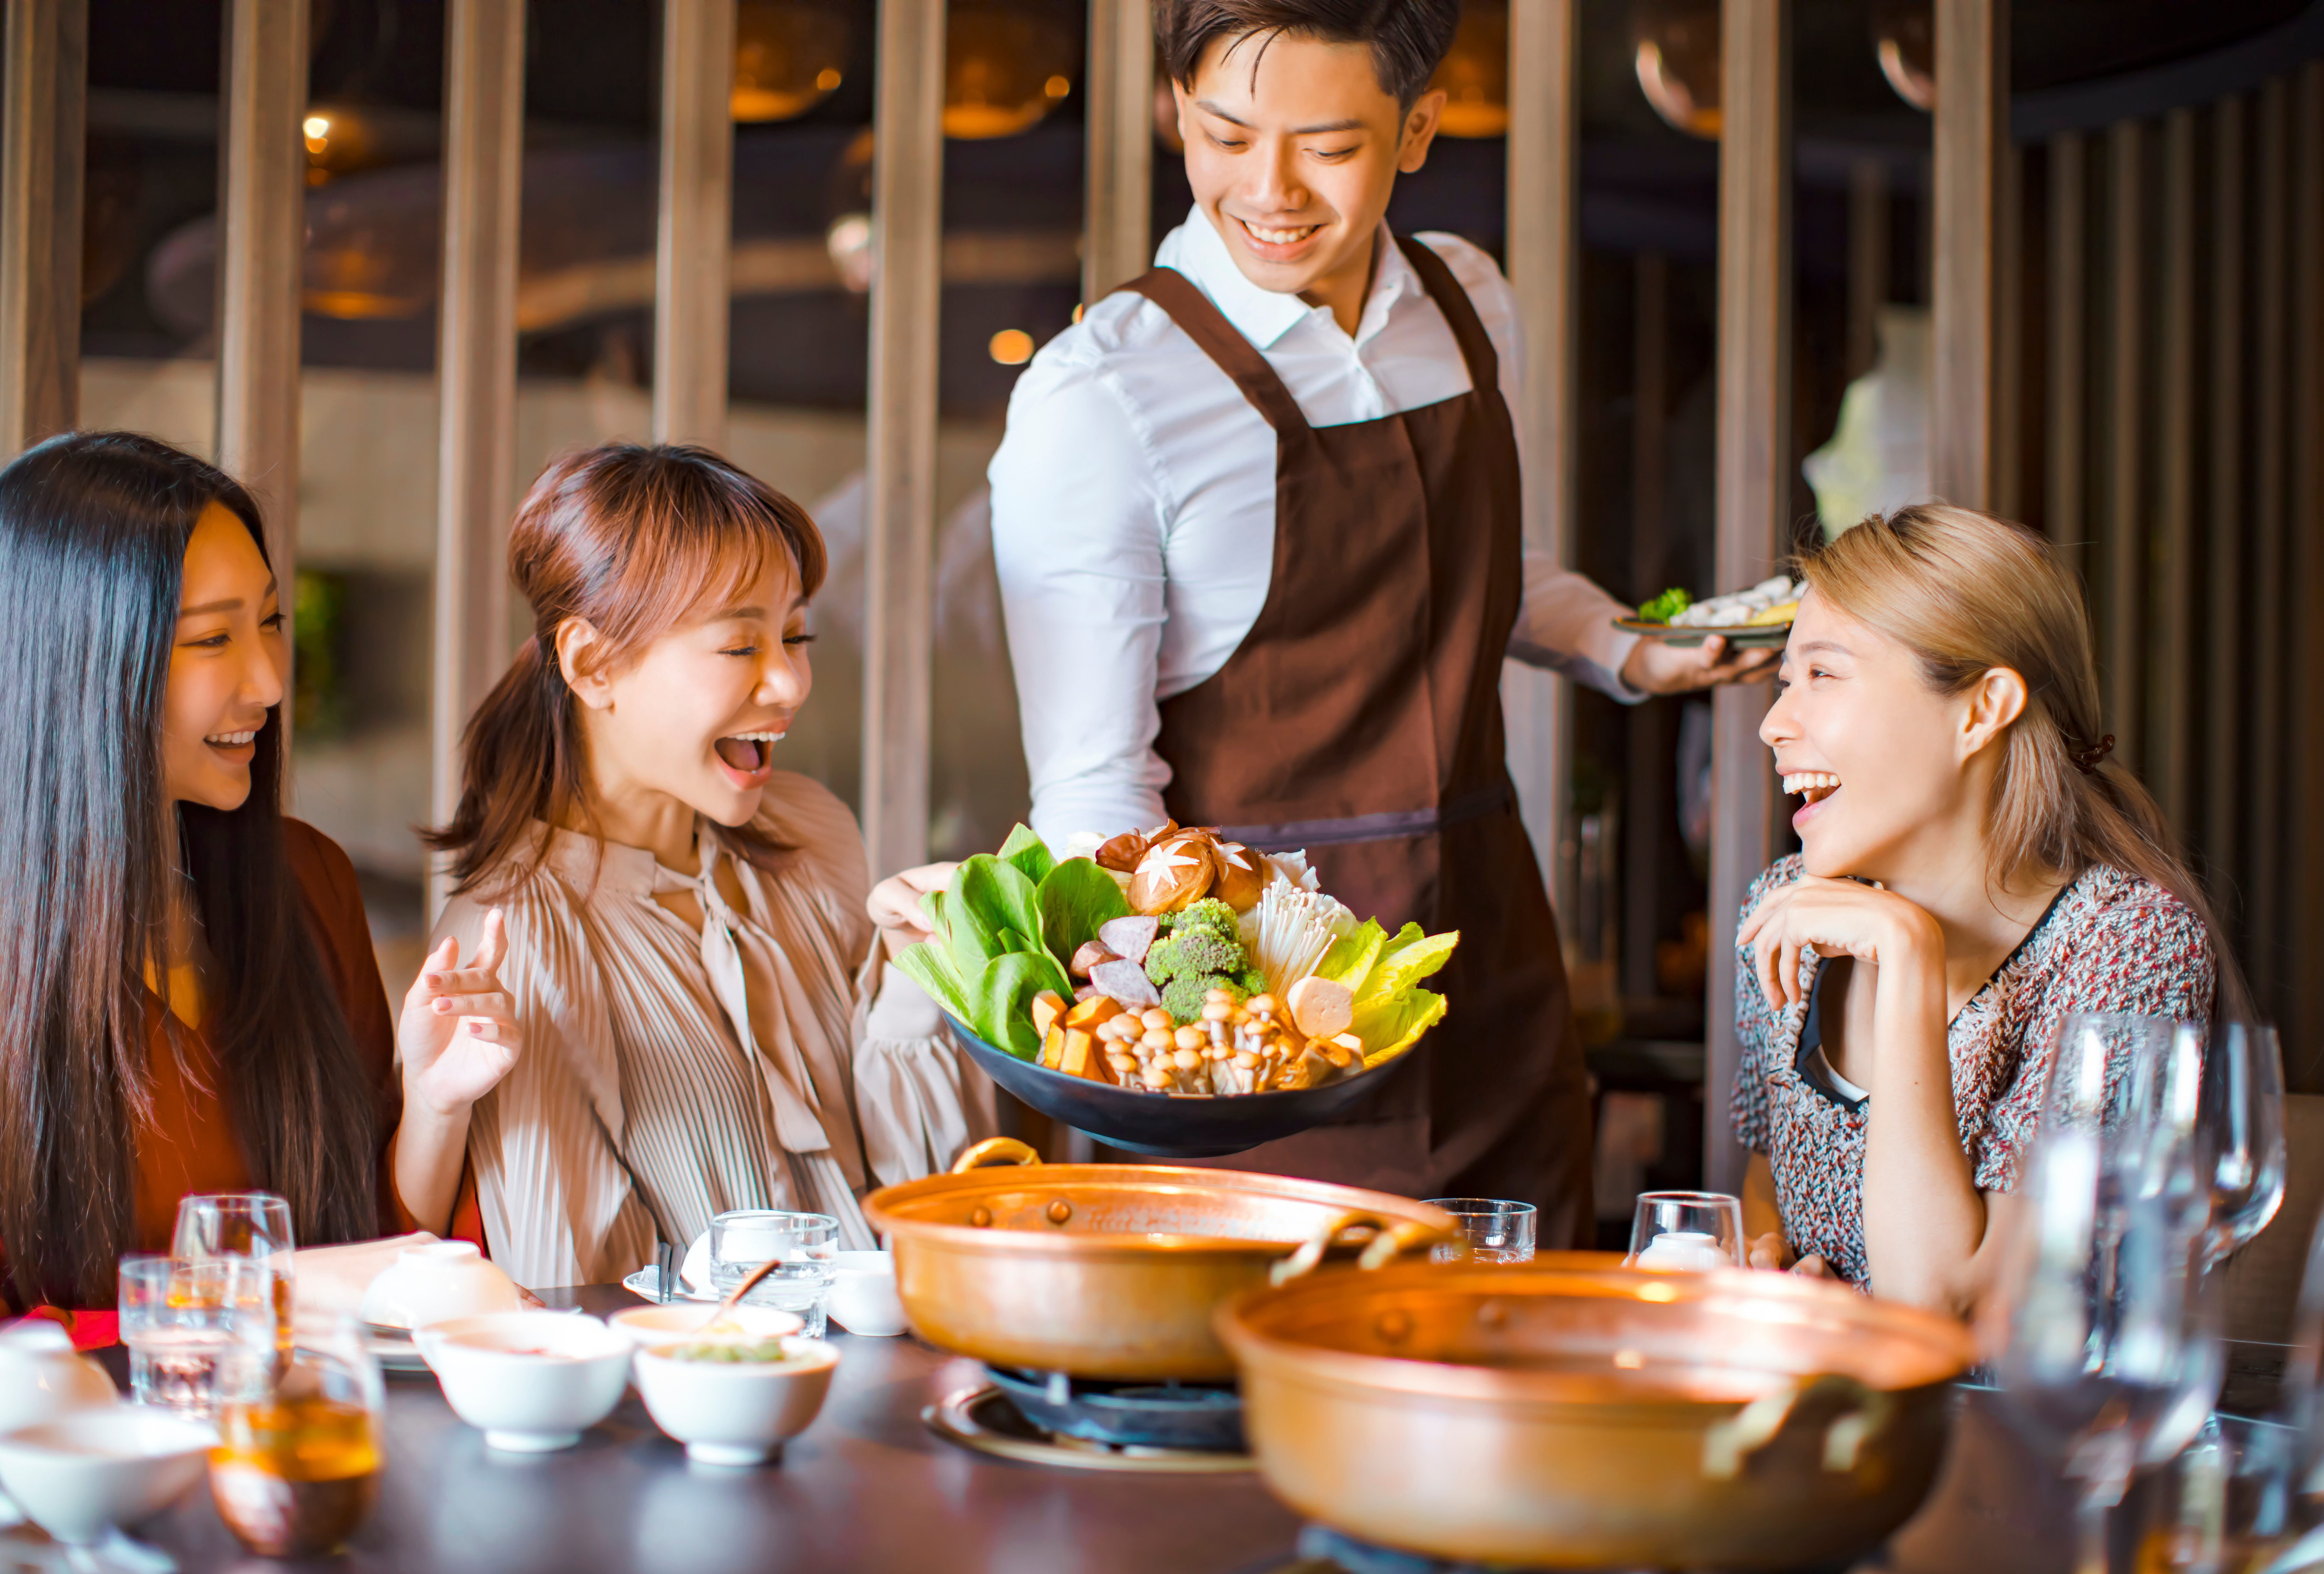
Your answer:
[1120,236,1595,1246]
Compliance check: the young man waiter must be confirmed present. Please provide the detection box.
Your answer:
[988,0,1766,1245]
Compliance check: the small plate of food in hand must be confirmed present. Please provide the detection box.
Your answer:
[895,823,1457,1157]
[1614,576,1802,648]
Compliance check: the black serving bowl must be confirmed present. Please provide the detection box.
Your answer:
[943,1012,1418,1158]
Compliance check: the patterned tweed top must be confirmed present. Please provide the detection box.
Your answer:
[1730,856,2216,1291]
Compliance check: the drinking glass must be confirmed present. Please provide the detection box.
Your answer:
[2193,1022,2287,1270]
[709,1211,838,1337]
[117,1256,279,1415]
[1423,1198,1537,1263]
[173,1191,296,1354]
[209,1313,384,1559]
[1627,1191,1746,1271]
[1996,1012,2223,1574]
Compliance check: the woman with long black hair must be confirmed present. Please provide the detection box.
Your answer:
[0,431,522,1313]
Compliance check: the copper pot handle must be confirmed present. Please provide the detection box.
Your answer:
[951,1136,1043,1174]
[1270,1211,1453,1286]
[1700,1373,1896,1480]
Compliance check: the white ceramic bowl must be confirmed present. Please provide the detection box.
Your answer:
[359,1240,524,1331]
[0,1407,216,1544]
[632,1338,838,1467]
[416,1312,632,1453]
[826,1251,907,1337]
[0,1320,119,1435]
[606,1303,803,1351]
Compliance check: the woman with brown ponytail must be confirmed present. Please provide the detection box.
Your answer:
[426,444,990,1290]
[0,433,521,1321]
[1732,504,2238,1315]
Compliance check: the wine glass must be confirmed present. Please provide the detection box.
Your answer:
[1997,1013,2224,1574]
[2193,1022,2287,1269]
[174,1192,296,1355]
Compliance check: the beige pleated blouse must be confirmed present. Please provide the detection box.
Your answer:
[429,773,994,1289]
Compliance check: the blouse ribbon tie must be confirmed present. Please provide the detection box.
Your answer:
[656,853,835,1157]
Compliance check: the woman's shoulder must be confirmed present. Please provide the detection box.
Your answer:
[749,772,870,906]
[2047,864,2212,960]
[2017,864,2215,1013]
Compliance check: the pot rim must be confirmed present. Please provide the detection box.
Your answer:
[862,1164,1455,1258]
[1216,1255,1979,1410]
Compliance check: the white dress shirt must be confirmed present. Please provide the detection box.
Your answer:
[989,207,1644,850]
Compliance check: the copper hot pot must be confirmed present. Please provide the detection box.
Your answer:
[1216,1254,1977,1569]
[860,1137,1455,1381]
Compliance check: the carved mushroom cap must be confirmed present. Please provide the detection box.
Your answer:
[1210,840,1266,911]
[1129,832,1215,914]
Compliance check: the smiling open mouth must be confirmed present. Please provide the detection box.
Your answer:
[204,729,258,749]
[713,731,785,774]
[1782,772,1841,806]
[1237,217,1322,247]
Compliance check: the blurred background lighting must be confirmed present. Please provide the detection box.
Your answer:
[944,2,1077,139]
[1429,0,1509,138]
[1872,0,1936,111]
[988,328,1034,365]
[1630,0,1722,139]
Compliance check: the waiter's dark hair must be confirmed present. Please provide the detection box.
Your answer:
[1158,0,1460,107]
[0,432,385,1309]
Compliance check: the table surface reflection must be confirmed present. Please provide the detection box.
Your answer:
[64,1284,2173,1574]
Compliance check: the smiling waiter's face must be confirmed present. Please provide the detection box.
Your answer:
[1173,30,1445,309]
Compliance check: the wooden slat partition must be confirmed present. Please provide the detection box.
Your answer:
[1705,0,1791,1194]
[654,0,737,449]
[1845,159,1886,380]
[861,0,948,878]
[2045,131,2086,585]
[2249,77,2287,1006]
[2101,118,2143,778]
[0,0,86,456]
[1504,0,1581,911]
[2154,108,2195,830]
[1931,0,2008,507]
[429,0,526,918]
[2289,60,2324,1015]
[1623,252,1672,1001]
[1082,0,1152,303]
[2204,96,2245,898]
[216,0,309,588]
[1994,143,2023,518]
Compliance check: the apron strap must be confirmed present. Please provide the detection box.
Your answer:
[1121,267,1311,434]
[1391,234,1501,402]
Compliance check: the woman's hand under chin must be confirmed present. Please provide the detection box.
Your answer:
[398,908,524,1115]
[1737,873,1943,1013]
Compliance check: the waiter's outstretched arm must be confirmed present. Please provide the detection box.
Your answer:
[1509,554,1777,696]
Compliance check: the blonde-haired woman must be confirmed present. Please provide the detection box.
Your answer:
[1734,504,2235,1315]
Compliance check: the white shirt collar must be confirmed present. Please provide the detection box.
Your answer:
[1154,206,1420,351]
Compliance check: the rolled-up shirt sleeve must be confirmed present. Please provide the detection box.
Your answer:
[989,348,1174,849]
[1510,554,1647,702]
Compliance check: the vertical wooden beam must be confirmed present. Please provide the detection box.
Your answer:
[1504,0,1581,915]
[1706,0,1791,1196]
[2249,77,2287,1010]
[861,0,947,877]
[1845,158,1887,381]
[1993,141,2024,519]
[216,0,309,579]
[429,0,526,920]
[2289,60,2324,1036]
[654,0,736,449]
[2045,132,2086,581]
[0,0,86,456]
[2102,118,2144,778]
[1930,0,2007,507]
[1082,0,1153,303]
[1623,251,1672,1002]
[2154,107,2195,834]
[2204,96,2245,910]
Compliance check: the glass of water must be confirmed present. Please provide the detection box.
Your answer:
[174,1192,295,1354]
[709,1211,838,1337]
[1627,1192,1747,1271]
[118,1255,278,1415]
[1424,1198,1538,1263]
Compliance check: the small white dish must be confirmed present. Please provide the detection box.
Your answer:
[0,1407,216,1545]
[0,1320,119,1435]
[359,1240,523,1331]
[607,1303,803,1351]
[826,1251,907,1337]
[632,1337,838,1467]
[416,1311,631,1453]
[619,1266,716,1305]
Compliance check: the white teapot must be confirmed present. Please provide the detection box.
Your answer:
[0,1319,117,1436]
[358,1240,522,1331]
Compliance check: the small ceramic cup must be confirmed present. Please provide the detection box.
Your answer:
[606,1303,803,1352]
[416,1312,631,1453]
[633,1337,839,1468]
[359,1240,523,1331]
[826,1252,907,1337]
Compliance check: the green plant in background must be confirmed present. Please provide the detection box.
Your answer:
[293,570,349,744]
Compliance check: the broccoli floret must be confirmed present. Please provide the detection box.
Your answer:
[1166,898,1240,945]
[1145,926,1246,984]
[1638,586,1692,623]
[1162,970,1249,1024]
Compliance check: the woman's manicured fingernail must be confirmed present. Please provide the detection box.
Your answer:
[434,999,452,1013]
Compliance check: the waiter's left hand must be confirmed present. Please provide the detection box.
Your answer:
[1619,633,1776,695]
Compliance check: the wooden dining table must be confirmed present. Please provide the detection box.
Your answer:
[53,1284,2257,1574]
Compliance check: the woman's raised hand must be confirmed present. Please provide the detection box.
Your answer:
[868,862,957,959]
[398,908,524,1115]
[1736,873,1942,1013]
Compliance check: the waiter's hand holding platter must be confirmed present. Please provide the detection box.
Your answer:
[988,0,1769,1233]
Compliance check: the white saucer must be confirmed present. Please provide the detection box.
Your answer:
[620,1266,716,1304]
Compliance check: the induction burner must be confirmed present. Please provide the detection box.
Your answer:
[922,1367,1253,1475]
